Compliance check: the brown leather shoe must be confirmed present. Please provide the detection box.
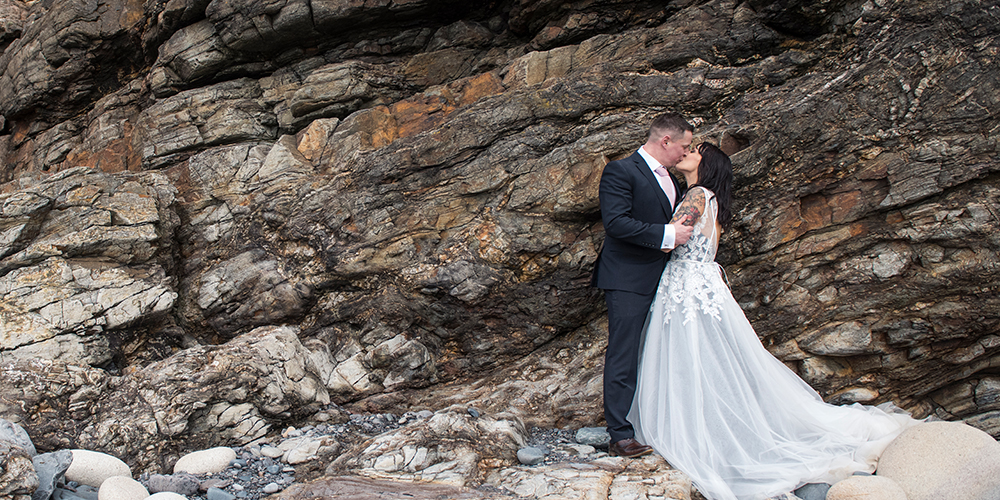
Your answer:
[609,438,654,458]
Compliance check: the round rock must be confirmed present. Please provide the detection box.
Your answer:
[98,476,148,500]
[575,427,611,448]
[148,492,189,499]
[66,450,132,487]
[516,446,547,465]
[827,475,907,500]
[146,472,200,496]
[173,447,238,475]
[876,421,1000,500]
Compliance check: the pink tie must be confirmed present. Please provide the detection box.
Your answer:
[654,166,669,177]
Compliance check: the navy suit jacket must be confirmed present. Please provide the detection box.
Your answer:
[591,151,682,295]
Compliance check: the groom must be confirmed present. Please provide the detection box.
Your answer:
[591,113,694,458]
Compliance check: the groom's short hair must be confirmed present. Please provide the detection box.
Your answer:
[648,113,693,140]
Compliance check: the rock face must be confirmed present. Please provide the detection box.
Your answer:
[0,0,998,476]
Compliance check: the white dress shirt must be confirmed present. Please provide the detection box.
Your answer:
[638,146,677,250]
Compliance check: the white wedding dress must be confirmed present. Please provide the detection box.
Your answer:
[628,187,917,500]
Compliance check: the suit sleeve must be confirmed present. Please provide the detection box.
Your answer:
[599,160,665,249]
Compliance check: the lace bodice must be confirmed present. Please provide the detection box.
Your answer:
[657,186,729,325]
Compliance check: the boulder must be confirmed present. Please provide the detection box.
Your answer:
[65,450,132,488]
[827,475,907,500]
[173,447,237,475]
[32,450,73,500]
[876,421,1000,500]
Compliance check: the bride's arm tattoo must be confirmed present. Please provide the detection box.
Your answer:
[670,188,705,226]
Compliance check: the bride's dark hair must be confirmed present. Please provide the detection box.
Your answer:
[691,142,733,230]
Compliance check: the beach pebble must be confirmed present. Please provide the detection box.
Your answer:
[174,447,237,475]
[66,450,132,487]
[97,475,148,500]
[517,446,547,465]
[575,427,611,448]
[146,472,200,496]
[206,487,237,500]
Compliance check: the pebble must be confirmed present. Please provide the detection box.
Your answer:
[262,482,281,494]
[794,482,832,500]
[147,472,200,496]
[575,427,611,448]
[517,446,548,465]
[206,488,236,500]
[54,483,99,500]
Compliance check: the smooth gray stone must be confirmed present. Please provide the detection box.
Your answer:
[145,472,200,496]
[575,427,611,448]
[32,450,73,500]
[516,446,547,465]
[793,482,831,500]
[0,418,36,456]
[53,484,99,500]
[206,487,237,500]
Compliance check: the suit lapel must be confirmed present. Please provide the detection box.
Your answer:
[631,153,674,217]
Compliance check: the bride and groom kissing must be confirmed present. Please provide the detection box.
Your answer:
[590,113,917,500]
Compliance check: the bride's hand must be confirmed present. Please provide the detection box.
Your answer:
[673,215,694,245]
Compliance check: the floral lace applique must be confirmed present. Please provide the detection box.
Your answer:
[658,188,729,325]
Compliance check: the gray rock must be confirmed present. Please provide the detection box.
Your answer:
[52,487,97,500]
[145,473,200,496]
[31,450,73,500]
[0,419,36,456]
[574,427,611,449]
[794,482,831,500]
[516,446,547,466]
[206,487,237,500]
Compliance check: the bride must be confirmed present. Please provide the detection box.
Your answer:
[628,142,918,500]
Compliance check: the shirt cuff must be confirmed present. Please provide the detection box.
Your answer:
[660,224,675,250]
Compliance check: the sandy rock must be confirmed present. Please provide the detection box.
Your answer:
[876,421,1000,500]
[98,475,149,500]
[66,450,132,488]
[173,447,237,475]
[827,475,908,500]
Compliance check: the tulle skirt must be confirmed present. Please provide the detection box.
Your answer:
[628,262,917,500]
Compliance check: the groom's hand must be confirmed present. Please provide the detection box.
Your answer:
[671,215,694,247]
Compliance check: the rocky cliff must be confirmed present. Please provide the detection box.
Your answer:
[1,0,998,474]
